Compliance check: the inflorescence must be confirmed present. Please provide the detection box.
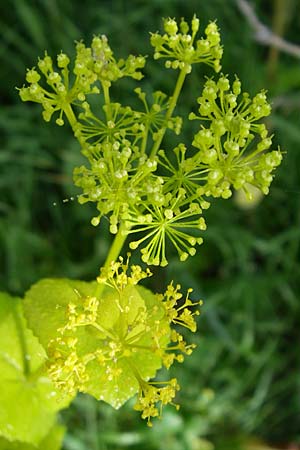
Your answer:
[47,257,201,426]
[151,16,223,73]
[19,15,282,267]
[20,13,283,426]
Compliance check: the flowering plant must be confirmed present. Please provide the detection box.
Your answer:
[0,14,282,448]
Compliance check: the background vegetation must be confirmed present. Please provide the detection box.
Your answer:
[1,0,299,449]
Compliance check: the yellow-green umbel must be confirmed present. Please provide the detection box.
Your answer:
[24,258,201,426]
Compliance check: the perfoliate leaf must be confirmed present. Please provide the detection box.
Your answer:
[0,423,65,450]
[23,279,99,349]
[0,291,46,374]
[23,260,199,427]
[0,292,70,445]
[24,278,170,408]
[35,423,65,450]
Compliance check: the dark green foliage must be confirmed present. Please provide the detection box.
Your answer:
[1,0,300,448]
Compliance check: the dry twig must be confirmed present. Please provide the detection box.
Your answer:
[236,0,300,58]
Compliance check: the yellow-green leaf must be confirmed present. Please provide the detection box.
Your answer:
[24,278,171,409]
[0,423,65,450]
[0,292,70,445]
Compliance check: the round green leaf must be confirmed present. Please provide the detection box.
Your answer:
[0,292,70,445]
[24,279,171,409]
[23,279,98,349]
[0,424,65,450]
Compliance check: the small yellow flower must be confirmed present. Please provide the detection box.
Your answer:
[46,257,200,424]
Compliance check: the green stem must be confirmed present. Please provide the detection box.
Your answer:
[96,222,129,298]
[64,103,78,131]
[102,82,112,121]
[150,68,188,158]
[104,223,128,269]
[141,125,149,155]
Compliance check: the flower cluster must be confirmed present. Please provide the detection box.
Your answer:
[74,102,144,148]
[189,75,282,198]
[19,13,284,431]
[134,88,182,140]
[18,49,99,126]
[73,140,164,233]
[18,35,145,127]
[46,258,200,424]
[150,15,222,73]
[159,76,282,207]
[158,143,212,207]
[134,378,180,427]
[19,15,282,269]
[89,34,145,83]
[124,190,206,266]
[73,89,182,152]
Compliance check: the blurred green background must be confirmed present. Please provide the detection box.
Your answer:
[1,0,300,449]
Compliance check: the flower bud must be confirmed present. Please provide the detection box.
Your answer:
[164,18,178,36]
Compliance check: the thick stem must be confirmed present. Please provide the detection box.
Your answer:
[96,222,129,298]
[103,222,128,269]
[140,125,149,155]
[150,68,188,158]
[102,82,112,121]
[64,103,78,131]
